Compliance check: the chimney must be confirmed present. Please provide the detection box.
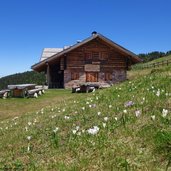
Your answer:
[91,31,97,36]
[76,40,81,43]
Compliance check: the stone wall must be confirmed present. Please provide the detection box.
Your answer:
[64,69,126,89]
[98,70,126,85]
[64,70,86,89]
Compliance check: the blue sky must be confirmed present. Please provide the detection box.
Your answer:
[0,0,171,77]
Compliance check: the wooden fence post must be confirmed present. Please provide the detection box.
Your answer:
[137,58,170,71]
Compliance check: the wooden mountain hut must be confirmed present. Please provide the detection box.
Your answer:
[31,32,142,89]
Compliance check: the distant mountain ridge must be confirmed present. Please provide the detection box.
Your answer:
[0,71,46,90]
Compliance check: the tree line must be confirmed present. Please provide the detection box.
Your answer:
[0,71,46,90]
[138,50,171,62]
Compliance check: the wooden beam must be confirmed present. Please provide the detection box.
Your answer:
[46,63,51,88]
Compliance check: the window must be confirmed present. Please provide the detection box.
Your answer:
[71,72,79,80]
[85,53,92,60]
[100,52,109,60]
[105,73,113,81]
[92,52,100,60]
[86,72,98,82]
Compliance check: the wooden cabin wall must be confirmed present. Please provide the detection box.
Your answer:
[63,39,128,88]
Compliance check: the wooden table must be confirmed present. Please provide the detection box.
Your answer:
[8,84,36,97]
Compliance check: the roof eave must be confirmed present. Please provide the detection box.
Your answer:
[97,34,141,63]
[31,34,98,71]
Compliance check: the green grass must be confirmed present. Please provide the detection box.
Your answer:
[132,54,171,70]
[147,54,171,64]
[1,66,171,170]
[0,89,72,120]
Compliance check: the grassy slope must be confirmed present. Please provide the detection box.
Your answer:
[1,66,171,170]
[147,54,171,64]
[0,89,72,120]
[133,54,171,70]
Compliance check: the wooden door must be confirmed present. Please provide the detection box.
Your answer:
[86,72,98,82]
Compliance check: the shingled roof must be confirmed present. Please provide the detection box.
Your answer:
[40,48,63,61]
[32,33,142,71]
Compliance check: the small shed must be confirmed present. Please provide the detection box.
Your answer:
[8,84,36,97]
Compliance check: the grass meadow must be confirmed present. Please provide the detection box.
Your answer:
[132,55,171,70]
[0,89,72,120]
[1,65,171,170]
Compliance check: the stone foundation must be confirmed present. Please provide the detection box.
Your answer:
[64,69,126,89]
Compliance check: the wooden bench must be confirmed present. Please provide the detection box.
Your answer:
[0,90,10,99]
[72,84,99,93]
[27,88,45,98]
[72,86,81,93]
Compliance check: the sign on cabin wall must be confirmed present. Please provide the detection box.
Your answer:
[84,64,100,72]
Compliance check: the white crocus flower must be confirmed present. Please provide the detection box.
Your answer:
[13,116,19,120]
[151,115,156,121]
[41,109,44,114]
[135,110,141,117]
[27,145,30,152]
[27,136,31,141]
[123,109,127,114]
[72,130,77,134]
[76,126,80,131]
[87,126,100,135]
[114,117,118,121]
[104,117,109,122]
[102,123,106,128]
[162,109,168,118]
[34,119,38,123]
[28,122,32,126]
[64,116,70,120]
[25,127,28,131]
[97,112,101,116]
[53,127,59,133]
[156,90,160,97]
